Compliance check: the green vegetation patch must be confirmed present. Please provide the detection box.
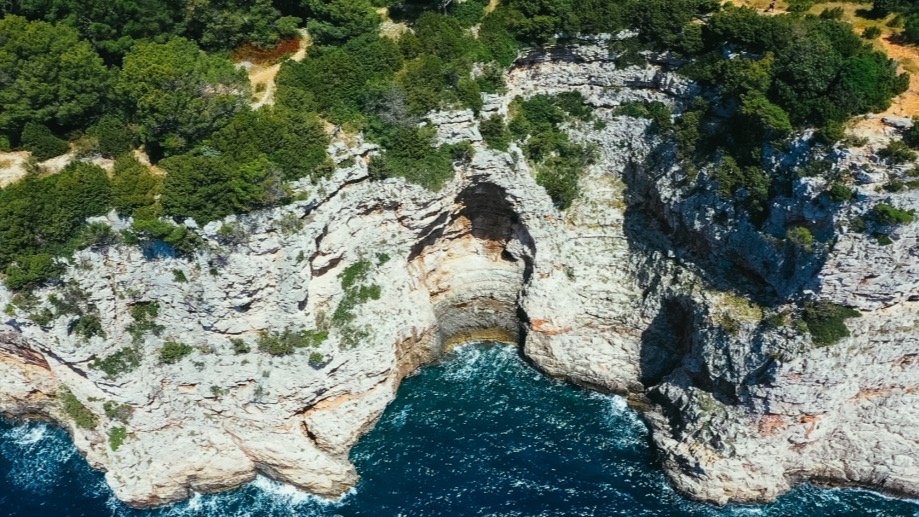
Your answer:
[0,162,111,290]
[58,386,98,430]
[802,301,861,347]
[871,203,916,226]
[332,260,382,325]
[508,93,597,209]
[91,347,142,379]
[127,302,164,344]
[257,328,328,357]
[158,340,194,365]
[368,126,466,191]
[103,401,134,424]
[108,426,127,451]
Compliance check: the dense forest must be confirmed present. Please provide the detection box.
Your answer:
[0,0,912,289]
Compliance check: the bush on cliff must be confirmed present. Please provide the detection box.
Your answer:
[367,125,464,191]
[58,386,98,430]
[111,155,161,216]
[91,347,142,379]
[871,203,916,225]
[158,340,194,364]
[0,162,111,288]
[802,301,860,347]
[257,328,328,356]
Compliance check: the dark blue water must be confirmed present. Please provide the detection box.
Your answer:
[1,344,917,516]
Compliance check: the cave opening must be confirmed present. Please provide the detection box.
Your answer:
[407,182,536,352]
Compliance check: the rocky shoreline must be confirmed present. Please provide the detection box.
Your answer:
[1,42,917,508]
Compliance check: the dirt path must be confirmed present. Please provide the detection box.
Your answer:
[248,36,311,110]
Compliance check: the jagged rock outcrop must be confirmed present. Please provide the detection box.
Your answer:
[0,41,917,508]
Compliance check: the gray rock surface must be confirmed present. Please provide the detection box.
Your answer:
[0,43,917,509]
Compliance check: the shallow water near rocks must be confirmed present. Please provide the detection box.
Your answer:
[1,344,917,516]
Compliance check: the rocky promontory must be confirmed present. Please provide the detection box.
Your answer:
[1,42,918,508]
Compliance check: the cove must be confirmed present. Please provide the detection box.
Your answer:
[1,344,917,516]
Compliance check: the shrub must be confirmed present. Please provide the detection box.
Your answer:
[127,302,164,344]
[480,115,511,151]
[788,0,814,14]
[257,328,328,356]
[209,385,225,398]
[879,140,917,164]
[884,179,906,192]
[103,401,133,423]
[850,216,867,233]
[58,386,98,429]
[370,126,459,191]
[332,260,383,325]
[4,254,64,290]
[863,26,882,39]
[130,217,200,256]
[875,233,895,245]
[230,338,251,354]
[816,121,846,145]
[20,122,69,161]
[90,116,136,158]
[820,7,845,20]
[786,226,815,253]
[91,347,142,379]
[871,203,916,225]
[712,157,771,222]
[308,352,325,367]
[536,157,582,210]
[614,101,672,132]
[111,156,160,216]
[828,182,854,202]
[802,301,860,347]
[108,426,127,451]
[904,14,919,44]
[159,340,194,364]
[172,269,188,283]
[74,314,106,340]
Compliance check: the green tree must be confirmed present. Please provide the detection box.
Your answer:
[116,38,248,158]
[4,253,64,290]
[111,155,161,216]
[0,16,110,139]
[305,0,381,45]
[182,0,301,51]
[8,0,180,61]
[160,154,278,223]
[20,122,69,161]
[480,115,511,151]
[89,116,136,159]
[276,34,403,123]
[206,107,331,181]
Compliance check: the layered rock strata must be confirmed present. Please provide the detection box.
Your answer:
[0,41,917,507]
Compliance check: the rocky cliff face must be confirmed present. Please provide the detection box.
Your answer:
[1,41,918,508]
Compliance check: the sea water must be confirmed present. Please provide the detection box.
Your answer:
[1,344,917,516]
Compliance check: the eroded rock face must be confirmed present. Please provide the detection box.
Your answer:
[0,42,918,508]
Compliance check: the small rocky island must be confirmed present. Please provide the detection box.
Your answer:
[1,0,918,510]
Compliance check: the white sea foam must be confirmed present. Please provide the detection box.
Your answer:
[5,422,48,445]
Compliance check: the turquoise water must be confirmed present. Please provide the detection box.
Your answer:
[1,344,917,516]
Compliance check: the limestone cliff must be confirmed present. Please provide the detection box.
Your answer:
[0,41,917,508]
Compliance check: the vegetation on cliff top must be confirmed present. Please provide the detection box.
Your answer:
[0,0,912,291]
